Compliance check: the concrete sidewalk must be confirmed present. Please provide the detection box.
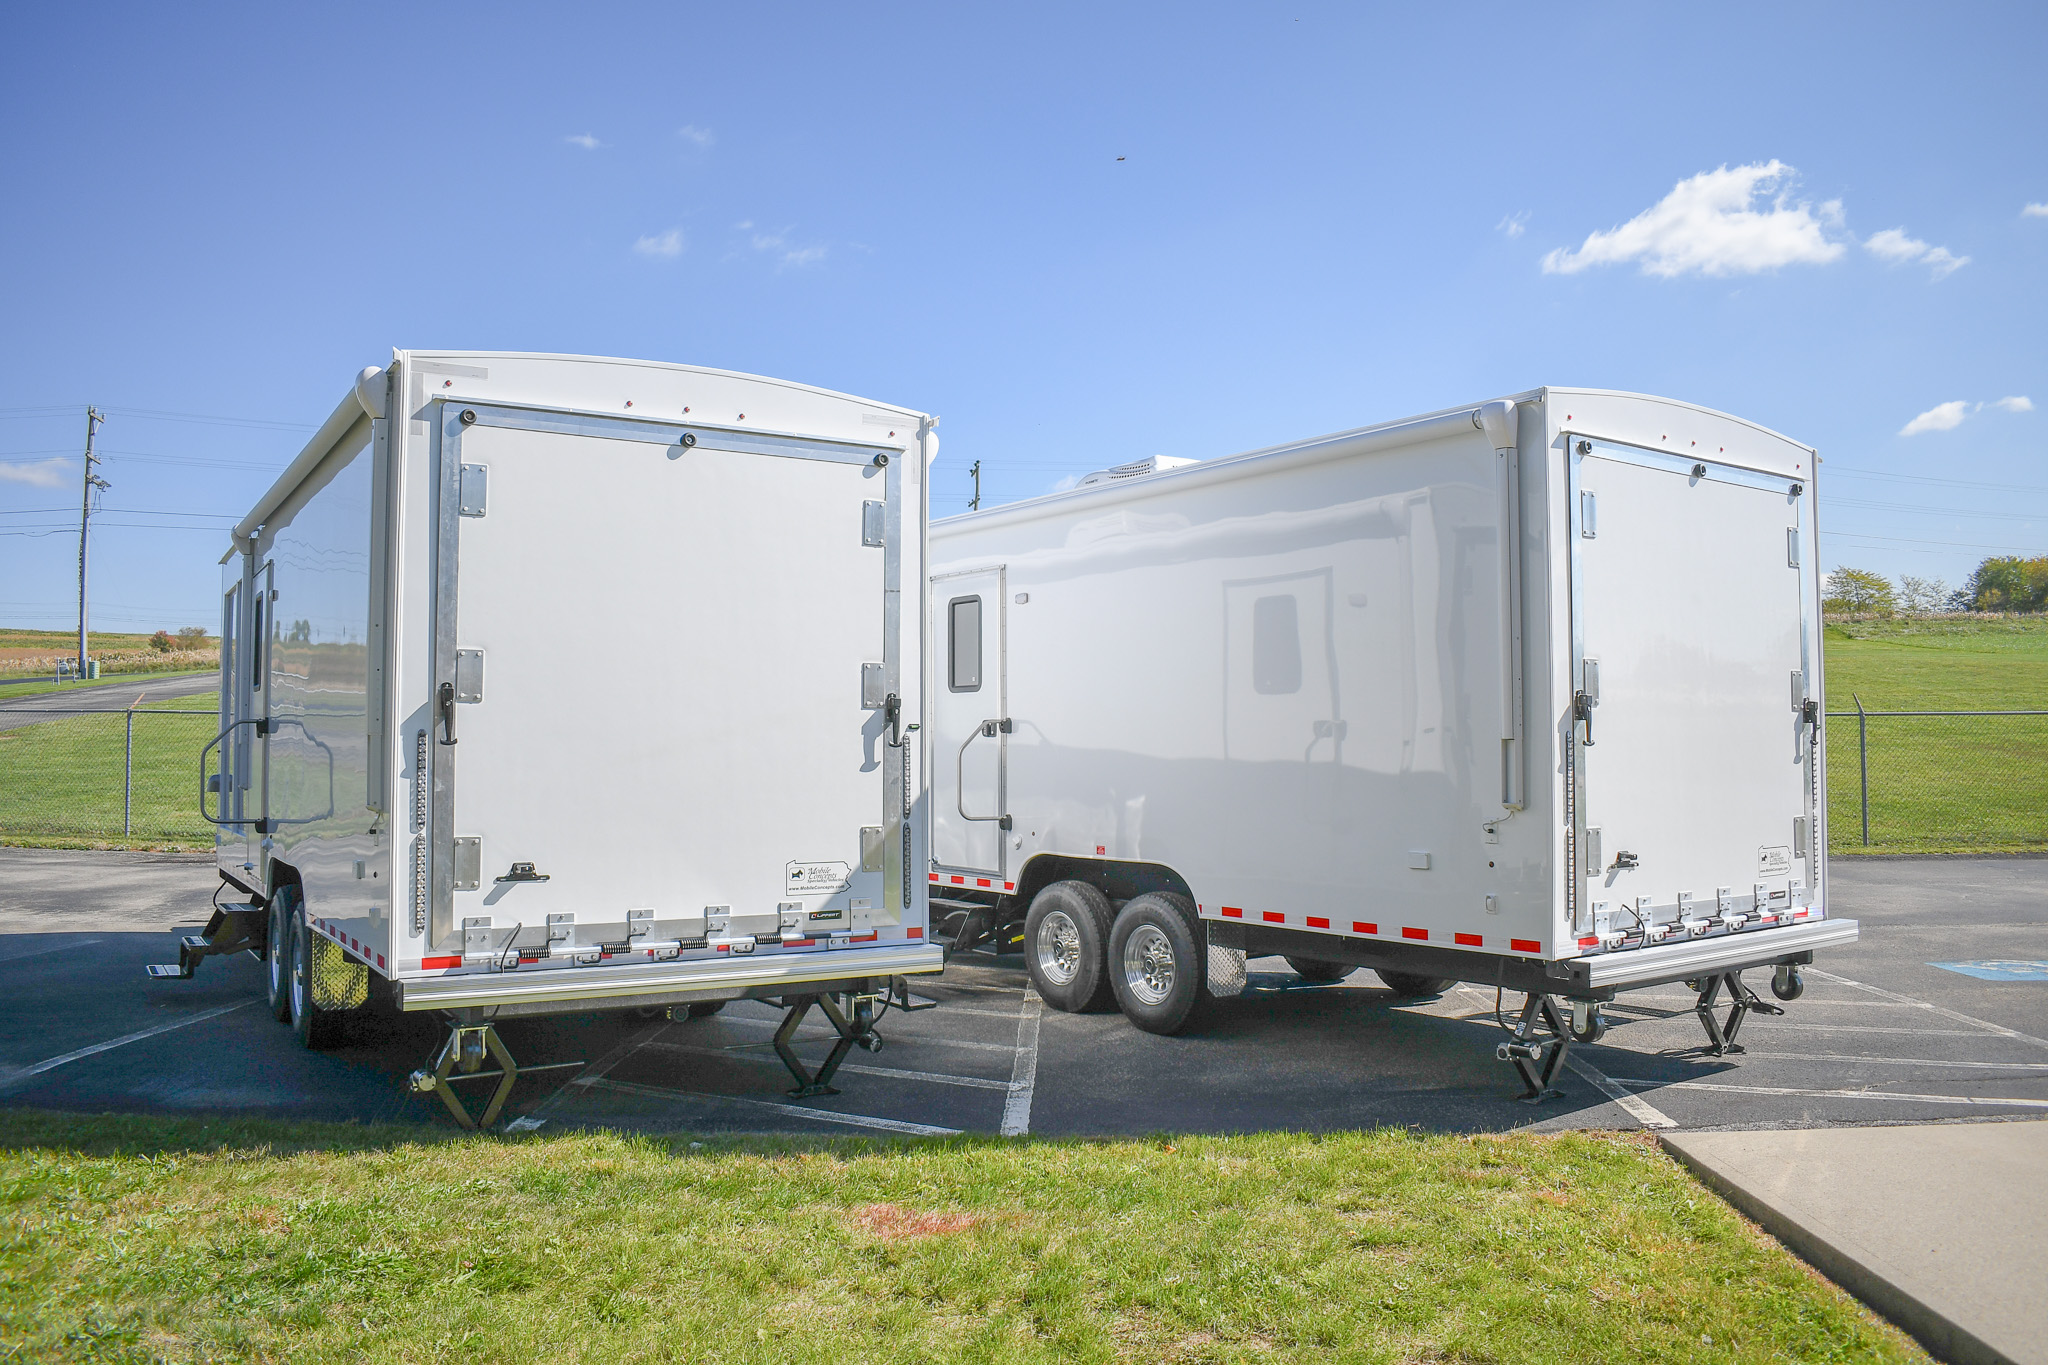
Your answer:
[1663,1121,2048,1365]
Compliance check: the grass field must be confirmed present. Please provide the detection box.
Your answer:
[0,668,217,702]
[0,626,218,689]
[0,1112,1926,1365]
[1822,616,2048,853]
[0,699,218,850]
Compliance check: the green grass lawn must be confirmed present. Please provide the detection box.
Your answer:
[0,1112,1925,1365]
[1822,617,2048,853]
[0,699,219,851]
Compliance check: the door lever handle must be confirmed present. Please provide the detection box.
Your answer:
[438,681,458,746]
[1573,691,1596,746]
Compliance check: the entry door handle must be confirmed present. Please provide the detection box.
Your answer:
[957,719,1013,829]
[1573,691,1596,746]
[438,682,458,746]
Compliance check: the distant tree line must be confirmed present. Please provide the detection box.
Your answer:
[1823,555,2048,616]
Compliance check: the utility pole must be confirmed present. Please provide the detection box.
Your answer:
[76,407,108,679]
[968,459,981,511]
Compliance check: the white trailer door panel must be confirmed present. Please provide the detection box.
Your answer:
[1573,442,1812,931]
[429,407,893,950]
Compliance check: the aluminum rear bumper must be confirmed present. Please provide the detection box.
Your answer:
[1584,918,1858,991]
[396,943,945,1013]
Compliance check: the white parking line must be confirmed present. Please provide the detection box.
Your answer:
[710,1014,1020,1053]
[1611,1078,2048,1110]
[1807,968,2048,1051]
[1741,1051,2048,1072]
[581,1075,962,1136]
[1000,984,1042,1137]
[509,1019,670,1129]
[0,937,103,965]
[0,999,255,1091]
[1564,1056,1677,1129]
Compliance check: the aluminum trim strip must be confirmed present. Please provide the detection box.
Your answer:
[458,401,895,466]
[396,943,945,1011]
[1587,918,1858,988]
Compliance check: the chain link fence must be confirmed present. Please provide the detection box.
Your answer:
[0,708,219,848]
[2,704,2042,854]
[1825,709,2048,851]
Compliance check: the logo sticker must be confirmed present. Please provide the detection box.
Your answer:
[1757,845,1792,876]
[807,907,844,923]
[787,861,852,895]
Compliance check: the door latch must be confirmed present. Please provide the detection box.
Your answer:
[437,682,458,746]
[1609,850,1639,871]
[494,861,550,883]
[1573,691,1596,746]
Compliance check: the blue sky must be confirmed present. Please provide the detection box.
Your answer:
[2,2,2043,633]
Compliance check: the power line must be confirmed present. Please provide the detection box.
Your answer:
[1823,463,2048,496]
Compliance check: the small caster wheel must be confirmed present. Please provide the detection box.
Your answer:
[857,1034,884,1054]
[1772,965,1805,1001]
[1569,1003,1607,1045]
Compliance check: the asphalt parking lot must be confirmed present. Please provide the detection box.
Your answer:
[2,848,2043,1137]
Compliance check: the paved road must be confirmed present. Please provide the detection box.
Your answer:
[1,849,2042,1137]
[0,671,219,734]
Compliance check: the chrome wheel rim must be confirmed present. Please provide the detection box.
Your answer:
[1035,909,1082,987]
[289,922,307,1022]
[1121,924,1175,1006]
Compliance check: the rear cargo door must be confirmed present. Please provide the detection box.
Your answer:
[930,568,1007,879]
[1571,440,1814,934]
[426,404,897,952]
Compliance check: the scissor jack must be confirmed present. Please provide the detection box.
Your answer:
[1495,992,1574,1103]
[407,1020,583,1130]
[1691,971,1783,1056]
[771,979,935,1097]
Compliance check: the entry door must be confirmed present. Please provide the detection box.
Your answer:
[1223,570,1339,763]
[1573,442,1812,929]
[931,568,1006,877]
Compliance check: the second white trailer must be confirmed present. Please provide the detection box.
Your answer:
[928,388,1855,1094]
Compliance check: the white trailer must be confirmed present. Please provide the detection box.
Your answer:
[927,388,1856,1096]
[157,352,943,1125]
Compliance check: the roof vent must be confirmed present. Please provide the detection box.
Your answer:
[1076,455,1199,488]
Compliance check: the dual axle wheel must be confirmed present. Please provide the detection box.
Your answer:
[1022,879,1459,1036]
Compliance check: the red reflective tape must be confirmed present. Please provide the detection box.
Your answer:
[420,955,460,970]
[907,926,923,939]
[1578,936,1599,947]
[1306,916,1330,929]
[852,932,879,943]
[928,872,940,882]
[950,876,964,885]
[1454,932,1482,947]
[1401,927,1427,941]
[1004,882,1015,891]
[1794,908,1810,918]
[1510,939,1540,954]
[376,954,385,968]
[1262,911,1284,923]
[781,939,814,948]
[1354,922,1377,935]
[976,878,991,888]
[717,944,729,952]
[1221,906,1243,918]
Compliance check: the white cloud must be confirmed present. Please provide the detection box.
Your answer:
[2023,203,2048,218]
[633,228,684,258]
[743,226,826,268]
[1541,161,1847,278]
[1992,396,2034,413]
[562,133,604,150]
[1900,401,1971,436]
[0,457,70,487]
[1865,227,1968,279]
[1496,211,1528,239]
[676,125,714,147]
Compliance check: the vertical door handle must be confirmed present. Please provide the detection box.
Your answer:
[438,681,458,746]
[1573,691,1596,746]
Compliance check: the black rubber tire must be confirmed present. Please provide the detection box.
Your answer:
[288,913,346,1050]
[1570,1010,1608,1044]
[685,1000,728,1019]
[1107,892,1208,1035]
[1284,956,1351,983]
[1771,968,1805,1002]
[1376,970,1455,999]
[264,887,293,1021]
[1023,880,1115,1013]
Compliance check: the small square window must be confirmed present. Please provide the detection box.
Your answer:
[1252,594,1301,695]
[949,596,982,692]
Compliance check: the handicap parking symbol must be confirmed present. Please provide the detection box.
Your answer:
[1930,961,2048,982]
